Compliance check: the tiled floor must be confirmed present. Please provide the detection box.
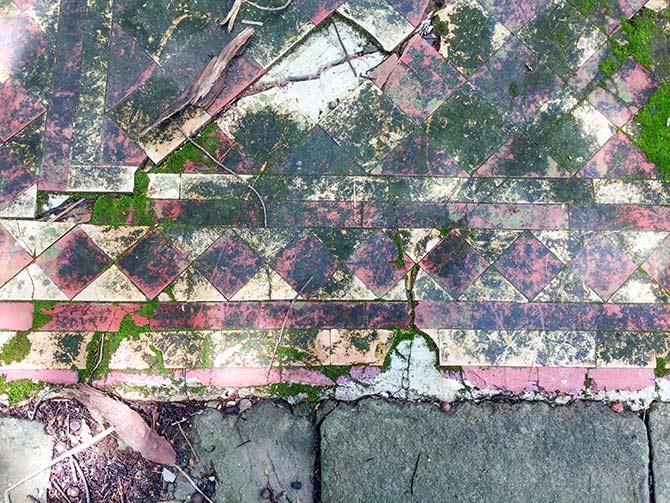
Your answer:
[0,0,669,395]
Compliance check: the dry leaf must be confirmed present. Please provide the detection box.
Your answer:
[63,385,177,465]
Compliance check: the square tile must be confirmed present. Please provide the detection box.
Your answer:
[419,230,490,297]
[35,228,112,298]
[519,0,606,79]
[387,0,430,26]
[0,79,45,141]
[195,232,264,299]
[381,135,469,176]
[382,34,464,121]
[478,0,548,32]
[577,132,660,178]
[608,58,658,110]
[0,225,33,288]
[434,0,511,75]
[346,230,412,296]
[295,0,345,24]
[643,235,670,290]
[587,86,634,128]
[425,83,512,173]
[535,102,615,173]
[320,81,414,170]
[568,234,638,299]
[117,230,189,299]
[0,147,36,211]
[574,0,634,34]
[471,36,563,124]
[272,233,338,296]
[475,134,569,177]
[493,232,564,299]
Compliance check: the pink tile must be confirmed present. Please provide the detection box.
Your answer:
[0,302,33,330]
[588,367,656,391]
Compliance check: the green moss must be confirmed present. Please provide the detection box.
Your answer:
[277,346,311,362]
[0,376,46,405]
[598,57,621,77]
[32,300,56,330]
[0,332,31,364]
[265,382,324,403]
[438,227,452,237]
[91,169,154,226]
[636,83,670,177]
[433,18,449,37]
[79,314,149,382]
[392,232,405,268]
[317,365,353,382]
[508,81,520,98]
[153,123,222,174]
[656,356,670,378]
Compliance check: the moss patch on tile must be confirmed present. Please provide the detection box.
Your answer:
[636,83,670,177]
[151,123,223,174]
[0,376,46,405]
[32,300,56,330]
[91,169,154,226]
[599,9,670,78]
[0,332,31,364]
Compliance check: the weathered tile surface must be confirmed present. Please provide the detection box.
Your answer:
[1,0,670,386]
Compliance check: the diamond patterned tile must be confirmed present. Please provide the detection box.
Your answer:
[35,228,112,298]
[272,233,339,296]
[643,235,670,291]
[381,135,469,177]
[475,135,569,178]
[478,0,548,32]
[419,230,490,298]
[195,232,264,300]
[577,132,661,179]
[0,224,33,288]
[493,232,564,299]
[320,81,414,170]
[567,234,638,300]
[117,231,189,299]
[346,230,412,297]
[0,147,36,212]
[434,0,511,76]
[470,36,563,125]
[519,0,606,79]
[0,79,45,141]
[608,58,658,111]
[425,83,512,173]
[587,86,635,128]
[382,34,464,121]
[0,8,47,74]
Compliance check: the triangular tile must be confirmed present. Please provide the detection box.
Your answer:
[2,220,75,256]
[610,269,670,303]
[0,263,68,300]
[399,228,443,263]
[0,184,36,218]
[74,265,146,302]
[167,266,226,302]
[235,228,302,261]
[80,225,149,259]
[535,269,602,302]
[231,267,298,301]
[532,230,588,263]
[381,277,408,301]
[413,268,451,301]
[465,230,521,262]
[459,268,527,302]
[607,231,670,265]
[321,269,377,300]
[162,226,223,259]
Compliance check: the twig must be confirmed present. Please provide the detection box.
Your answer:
[3,427,114,503]
[174,465,214,503]
[177,422,199,463]
[71,456,91,503]
[246,0,291,11]
[88,333,105,383]
[48,197,86,223]
[266,277,313,381]
[51,480,71,503]
[331,20,357,78]
[179,129,268,227]
[410,451,422,496]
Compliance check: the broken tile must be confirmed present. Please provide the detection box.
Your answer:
[337,0,414,51]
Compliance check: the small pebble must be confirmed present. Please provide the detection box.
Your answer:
[291,481,303,490]
[224,405,240,415]
[69,419,81,432]
[66,487,80,498]
[439,401,451,413]
[239,399,252,412]
[189,494,204,503]
[328,99,339,109]
[226,400,237,407]
[260,488,272,500]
